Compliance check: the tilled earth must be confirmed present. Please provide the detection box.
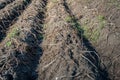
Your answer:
[0,0,120,80]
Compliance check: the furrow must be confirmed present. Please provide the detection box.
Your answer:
[0,0,15,10]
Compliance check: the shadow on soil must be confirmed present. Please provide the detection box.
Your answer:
[10,1,48,80]
[12,11,46,80]
[2,18,44,80]
[63,0,110,80]
[0,0,15,10]
[1,4,47,80]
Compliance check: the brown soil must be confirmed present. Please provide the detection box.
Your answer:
[0,0,31,41]
[38,0,107,80]
[0,0,15,10]
[0,0,46,79]
[65,0,120,79]
[0,0,120,80]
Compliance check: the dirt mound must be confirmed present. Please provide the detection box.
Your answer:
[65,0,120,79]
[0,0,120,80]
[0,0,31,42]
[0,0,46,79]
[38,0,108,80]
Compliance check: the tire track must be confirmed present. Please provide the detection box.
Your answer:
[0,0,31,42]
[0,0,47,80]
[0,0,15,10]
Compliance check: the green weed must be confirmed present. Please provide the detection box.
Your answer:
[98,15,105,21]
[6,27,20,47]
[82,25,91,38]
[7,27,20,39]
[98,15,106,30]
[65,16,83,34]
[6,41,12,47]
[90,29,100,42]
[52,0,57,3]
[65,16,72,22]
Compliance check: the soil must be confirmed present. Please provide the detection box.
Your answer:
[0,0,120,80]
[0,0,31,42]
[65,0,120,79]
[0,0,15,10]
